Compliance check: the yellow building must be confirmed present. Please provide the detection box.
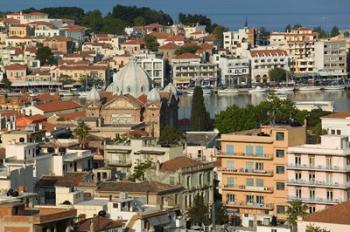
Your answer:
[218,124,306,226]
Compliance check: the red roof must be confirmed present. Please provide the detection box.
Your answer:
[174,52,200,59]
[59,111,86,120]
[35,101,81,113]
[149,31,170,39]
[250,49,288,57]
[159,42,180,50]
[160,156,203,172]
[5,64,27,70]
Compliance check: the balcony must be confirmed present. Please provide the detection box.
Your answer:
[287,179,350,189]
[287,164,350,172]
[107,160,132,167]
[226,201,274,210]
[287,196,341,205]
[218,152,273,160]
[222,168,274,177]
[222,185,273,193]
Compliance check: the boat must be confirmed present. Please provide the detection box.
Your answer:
[323,85,346,91]
[202,87,212,95]
[58,89,75,97]
[78,91,89,98]
[218,88,239,95]
[297,85,322,92]
[274,86,294,93]
[249,86,268,94]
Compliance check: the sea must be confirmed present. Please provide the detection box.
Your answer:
[1,0,350,31]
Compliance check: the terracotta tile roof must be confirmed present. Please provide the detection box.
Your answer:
[173,52,200,59]
[250,49,288,57]
[59,64,107,71]
[137,94,148,104]
[125,39,144,45]
[35,100,81,113]
[5,64,27,70]
[160,156,203,172]
[36,173,89,188]
[97,181,184,193]
[44,36,71,42]
[166,35,185,42]
[42,122,56,132]
[33,93,61,103]
[62,25,85,31]
[149,31,170,39]
[0,110,23,117]
[200,43,213,50]
[59,111,86,120]
[303,201,350,224]
[159,42,180,50]
[321,110,350,119]
[76,216,123,232]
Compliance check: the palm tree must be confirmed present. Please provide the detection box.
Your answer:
[287,200,308,232]
[74,121,90,149]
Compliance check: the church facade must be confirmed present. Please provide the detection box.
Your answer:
[84,61,178,138]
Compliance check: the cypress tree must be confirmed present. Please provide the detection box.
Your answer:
[190,86,210,131]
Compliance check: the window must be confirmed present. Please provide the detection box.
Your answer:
[331,129,335,135]
[245,145,253,155]
[276,149,285,158]
[309,189,315,200]
[256,196,264,204]
[227,194,235,203]
[113,203,119,208]
[256,179,264,187]
[326,173,332,184]
[246,178,254,187]
[272,179,284,191]
[296,188,302,198]
[186,176,191,188]
[309,206,316,214]
[169,176,175,185]
[276,166,285,174]
[102,172,107,179]
[309,172,315,182]
[295,155,301,166]
[276,132,285,141]
[326,157,332,169]
[327,190,333,201]
[226,144,234,155]
[255,146,264,156]
[276,205,285,214]
[309,155,315,167]
[245,161,254,172]
[337,130,341,135]
[255,162,264,170]
[246,195,254,204]
[226,160,234,171]
[295,172,302,180]
[227,177,234,187]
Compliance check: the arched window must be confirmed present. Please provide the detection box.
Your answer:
[186,176,191,189]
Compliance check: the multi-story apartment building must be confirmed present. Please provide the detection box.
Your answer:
[223,28,256,56]
[269,27,319,77]
[249,49,291,83]
[314,39,348,78]
[216,55,250,87]
[134,54,165,87]
[287,134,350,213]
[218,124,306,226]
[171,53,218,88]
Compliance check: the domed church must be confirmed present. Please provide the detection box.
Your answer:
[84,61,178,138]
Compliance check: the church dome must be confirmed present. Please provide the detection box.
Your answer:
[106,61,151,97]
[86,85,100,102]
[147,88,161,102]
[164,83,177,96]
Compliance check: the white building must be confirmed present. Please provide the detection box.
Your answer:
[314,39,348,78]
[223,28,255,56]
[321,110,350,136]
[249,49,291,83]
[134,54,165,87]
[216,55,250,86]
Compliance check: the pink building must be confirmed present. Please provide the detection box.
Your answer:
[5,63,27,81]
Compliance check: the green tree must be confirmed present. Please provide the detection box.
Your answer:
[74,121,90,149]
[269,67,287,82]
[286,200,308,229]
[190,86,210,131]
[313,26,328,38]
[128,160,152,182]
[133,16,145,26]
[188,195,210,226]
[1,74,12,90]
[330,25,340,37]
[59,75,75,85]
[81,10,104,32]
[79,75,104,90]
[212,24,229,46]
[159,127,184,145]
[144,35,159,52]
[36,46,57,65]
[214,201,228,225]
[100,16,128,35]
[175,44,200,55]
[306,225,330,232]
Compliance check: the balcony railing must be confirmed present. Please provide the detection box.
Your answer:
[226,201,274,210]
[287,164,350,172]
[218,152,273,160]
[223,185,273,193]
[222,168,274,176]
[287,196,341,205]
[288,179,350,189]
[107,160,132,166]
